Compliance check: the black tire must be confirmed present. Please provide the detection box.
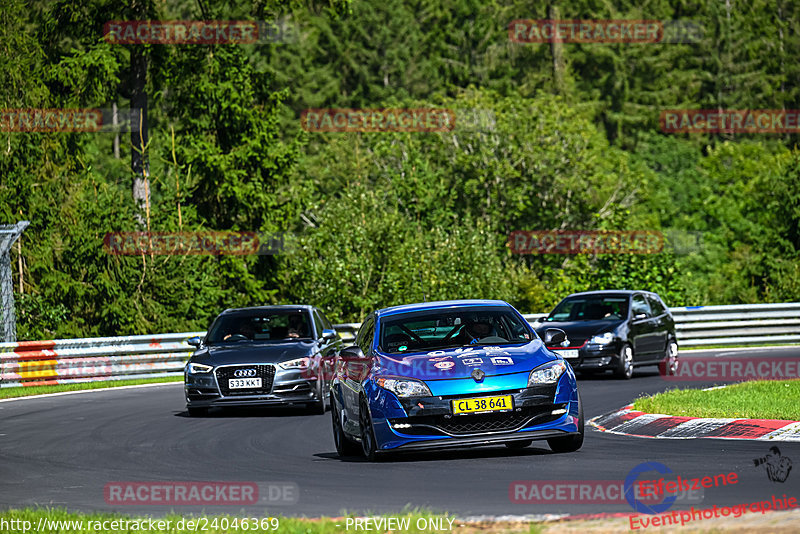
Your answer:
[505,440,533,450]
[359,396,383,462]
[658,338,679,376]
[331,393,360,457]
[613,344,634,379]
[187,406,208,417]
[307,379,326,415]
[547,393,584,453]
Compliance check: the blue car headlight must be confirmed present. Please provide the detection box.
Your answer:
[528,360,567,386]
[376,377,432,397]
[589,332,615,345]
[187,362,213,374]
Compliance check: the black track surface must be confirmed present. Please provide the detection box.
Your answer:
[1,347,798,517]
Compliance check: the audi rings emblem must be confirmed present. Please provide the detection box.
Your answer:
[233,368,257,378]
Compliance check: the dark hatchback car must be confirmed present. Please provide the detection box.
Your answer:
[533,290,679,379]
[184,305,342,416]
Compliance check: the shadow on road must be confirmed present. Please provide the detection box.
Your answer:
[174,405,321,418]
[314,444,557,463]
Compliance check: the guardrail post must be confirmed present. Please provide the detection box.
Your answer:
[0,221,30,342]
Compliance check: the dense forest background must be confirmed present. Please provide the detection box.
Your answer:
[1,0,799,339]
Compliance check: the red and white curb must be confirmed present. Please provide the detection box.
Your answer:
[589,404,800,442]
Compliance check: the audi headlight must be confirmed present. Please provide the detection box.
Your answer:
[528,360,567,385]
[278,357,310,370]
[187,363,213,374]
[376,377,432,398]
[589,332,615,345]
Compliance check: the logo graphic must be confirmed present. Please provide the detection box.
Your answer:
[462,358,484,366]
[491,357,513,365]
[434,361,455,370]
[471,369,485,382]
[624,462,677,515]
[754,447,792,483]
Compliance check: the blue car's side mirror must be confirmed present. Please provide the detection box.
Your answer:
[187,336,203,348]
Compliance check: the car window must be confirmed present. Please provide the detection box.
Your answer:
[319,311,334,330]
[646,295,666,316]
[378,307,532,354]
[631,294,652,318]
[312,310,324,339]
[206,309,312,344]
[548,296,629,322]
[356,316,375,353]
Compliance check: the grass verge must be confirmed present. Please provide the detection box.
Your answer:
[0,377,181,400]
[633,380,800,420]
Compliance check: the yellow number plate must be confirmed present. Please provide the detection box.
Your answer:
[452,395,514,415]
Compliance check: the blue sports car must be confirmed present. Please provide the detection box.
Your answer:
[330,300,583,460]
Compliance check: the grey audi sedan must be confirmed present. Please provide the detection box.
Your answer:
[184,305,343,416]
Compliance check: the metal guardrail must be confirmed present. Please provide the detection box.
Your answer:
[1,303,797,388]
[0,332,203,388]
[334,304,800,348]
[670,302,800,347]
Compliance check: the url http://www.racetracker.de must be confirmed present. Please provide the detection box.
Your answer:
[0,516,281,533]
[629,494,797,529]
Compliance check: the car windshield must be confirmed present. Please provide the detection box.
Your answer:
[206,310,312,344]
[379,307,532,354]
[547,296,629,322]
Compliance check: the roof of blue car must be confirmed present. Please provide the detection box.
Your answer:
[377,299,512,317]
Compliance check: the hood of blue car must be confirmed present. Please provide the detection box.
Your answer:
[190,341,317,365]
[373,341,556,380]
[535,319,624,345]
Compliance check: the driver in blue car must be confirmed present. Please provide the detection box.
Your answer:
[457,318,492,345]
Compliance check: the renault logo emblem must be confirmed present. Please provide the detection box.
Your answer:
[471,368,485,382]
[233,368,257,378]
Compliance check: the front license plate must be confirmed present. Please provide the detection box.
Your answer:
[554,349,579,359]
[228,378,262,389]
[452,395,514,415]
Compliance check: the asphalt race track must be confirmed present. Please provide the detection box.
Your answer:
[1,347,798,518]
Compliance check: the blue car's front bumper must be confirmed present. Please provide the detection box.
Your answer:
[363,370,580,451]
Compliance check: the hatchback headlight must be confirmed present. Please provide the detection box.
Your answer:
[187,363,213,374]
[376,377,432,397]
[589,332,615,345]
[528,360,567,385]
[278,357,310,370]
